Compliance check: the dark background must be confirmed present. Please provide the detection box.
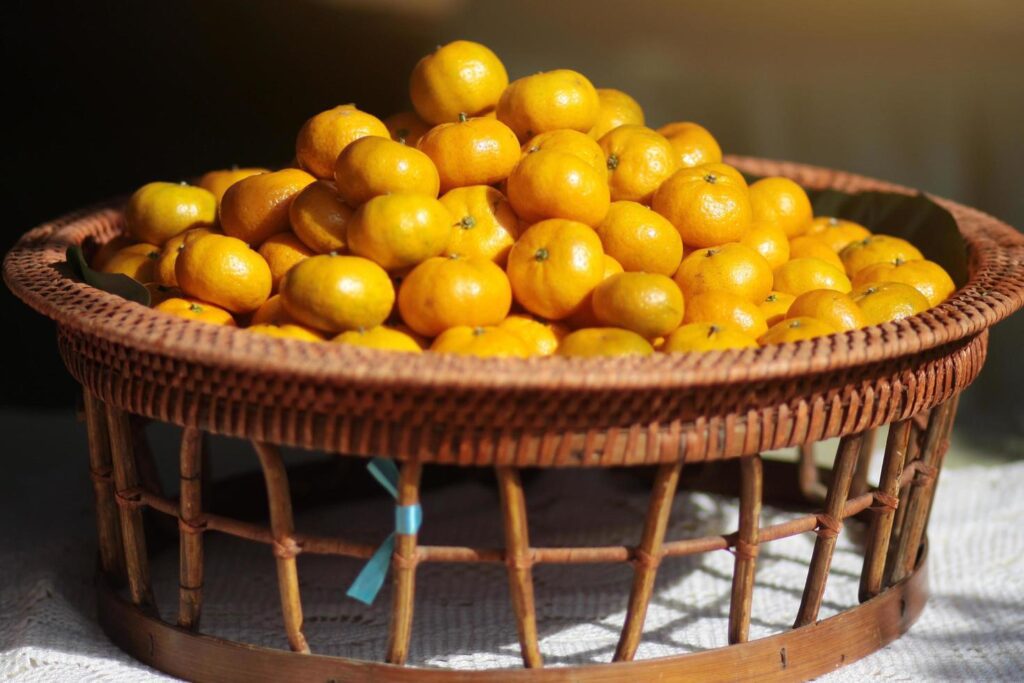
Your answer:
[4,0,1022,452]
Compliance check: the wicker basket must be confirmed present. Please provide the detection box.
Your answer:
[5,156,1024,682]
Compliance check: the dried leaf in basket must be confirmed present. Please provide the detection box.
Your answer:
[66,244,151,306]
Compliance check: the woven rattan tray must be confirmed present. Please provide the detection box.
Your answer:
[5,155,1024,681]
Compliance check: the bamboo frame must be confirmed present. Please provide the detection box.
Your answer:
[83,390,125,581]
[386,461,423,665]
[797,444,827,503]
[859,420,912,602]
[178,426,204,629]
[728,455,763,644]
[497,467,543,668]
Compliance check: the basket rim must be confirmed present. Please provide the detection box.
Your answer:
[5,155,1024,393]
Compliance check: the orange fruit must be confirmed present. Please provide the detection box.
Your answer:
[417,115,520,192]
[564,254,625,329]
[506,149,610,226]
[839,235,925,276]
[280,254,394,333]
[175,234,272,313]
[759,317,838,344]
[805,217,871,252]
[198,168,269,205]
[346,193,453,271]
[220,168,316,247]
[850,259,955,307]
[786,289,865,331]
[398,256,512,337]
[383,110,431,147]
[748,177,813,238]
[125,182,216,246]
[154,228,217,287]
[851,282,930,326]
[153,297,236,326]
[497,69,600,141]
[92,235,134,271]
[144,283,182,306]
[656,121,723,168]
[333,326,423,353]
[430,325,529,358]
[410,40,509,124]
[673,243,773,304]
[663,322,758,353]
[506,218,605,320]
[521,128,607,179]
[741,222,790,269]
[682,290,768,338]
[295,104,389,179]
[439,185,520,265]
[772,258,852,297]
[288,180,352,254]
[247,323,324,342]
[589,88,645,140]
[258,232,314,293]
[498,315,568,356]
[556,328,654,357]
[788,235,844,270]
[759,291,796,326]
[333,136,439,205]
[598,125,678,203]
[100,243,160,282]
[250,294,301,326]
[594,201,683,276]
[592,272,685,339]
[652,165,753,248]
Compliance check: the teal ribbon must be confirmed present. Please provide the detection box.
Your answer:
[346,457,422,605]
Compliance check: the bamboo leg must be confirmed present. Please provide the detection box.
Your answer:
[728,455,763,644]
[386,461,423,666]
[859,420,911,602]
[178,427,205,630]
[83,390,125,582]
[107,405,155,611]
[888,418,923,555]
[614,461,683,661]
[889,399,957,583]
[850,428,877,497]
[253,442,309,654]
[496,467,543,668]
[797,443,827,503]
[793,433,863,628]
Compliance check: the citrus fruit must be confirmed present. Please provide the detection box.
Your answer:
[154,228,216,287]
[92,235,134,271]
[748,177,812,238]
[144,283,182,306]
[100,243,160,282]
[288,180,352,254]
[682,290,768,338]
[295,104,389,179]
[175,234,272,313]
[663,322,758,353]
[850,259,955,307]
[788,235,844,269]
[786,289,865,331]
[656,121,723,168]
[246,323,323,342]
[556,328,654,357]
[564,254,625,329]
[333,135,439,204]
[125,182,216,246]
[805,217,871,252]
[498,315,568,356]
[598,125,677,203]
[397,255,512,337]
[410,40,509,124]
[772,257,851,297]
[439,185,519,265]
[850,282,930,326]
[652,165,753,248]
[153,297,236,326]
[219,168,316,246]
[258,232,314,292]
[417,115,519,192]
[251,294,301,326]
[673,243,773,303]
[741,222,790,269]
[198,168,269,205]
[759,290,796,326]
[333,326,423,353]
[594,201,683,276]
[383,110,431,146]
[346,193,453,271]
[506,218,605,320]
[497,69,600,140]
[506,149,610,226]
[279,254,394,332]
[430,325,530,358]
[592,272,685,338]
[839,235,924,276]
[521,128,607,178]
[759,317,838,345]
[588,88,645,140]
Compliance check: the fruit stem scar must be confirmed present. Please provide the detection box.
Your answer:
[703,173,717,184]
[472,326,485,336]
[189,303,203,313]
[765,294,777,302]
[705,248,719,257]
[607,153,619,171]
[458,112,469,123]
[534,247,550,262]
[459,215,476,229]
[708,324,719,337]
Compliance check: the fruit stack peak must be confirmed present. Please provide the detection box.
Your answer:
[95,40,956,358]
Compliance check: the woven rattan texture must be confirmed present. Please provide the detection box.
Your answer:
[5,158,1023,465]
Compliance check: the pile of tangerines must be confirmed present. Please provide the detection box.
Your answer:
[92,40,956,358]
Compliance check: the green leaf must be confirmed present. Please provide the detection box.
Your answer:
[66,245,151,306]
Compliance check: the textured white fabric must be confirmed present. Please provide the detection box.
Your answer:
[2,461,1023,681]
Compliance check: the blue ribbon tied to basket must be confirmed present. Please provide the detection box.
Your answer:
[346,457,422,605]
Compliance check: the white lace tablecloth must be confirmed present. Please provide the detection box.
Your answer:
[2,444,1023,681]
